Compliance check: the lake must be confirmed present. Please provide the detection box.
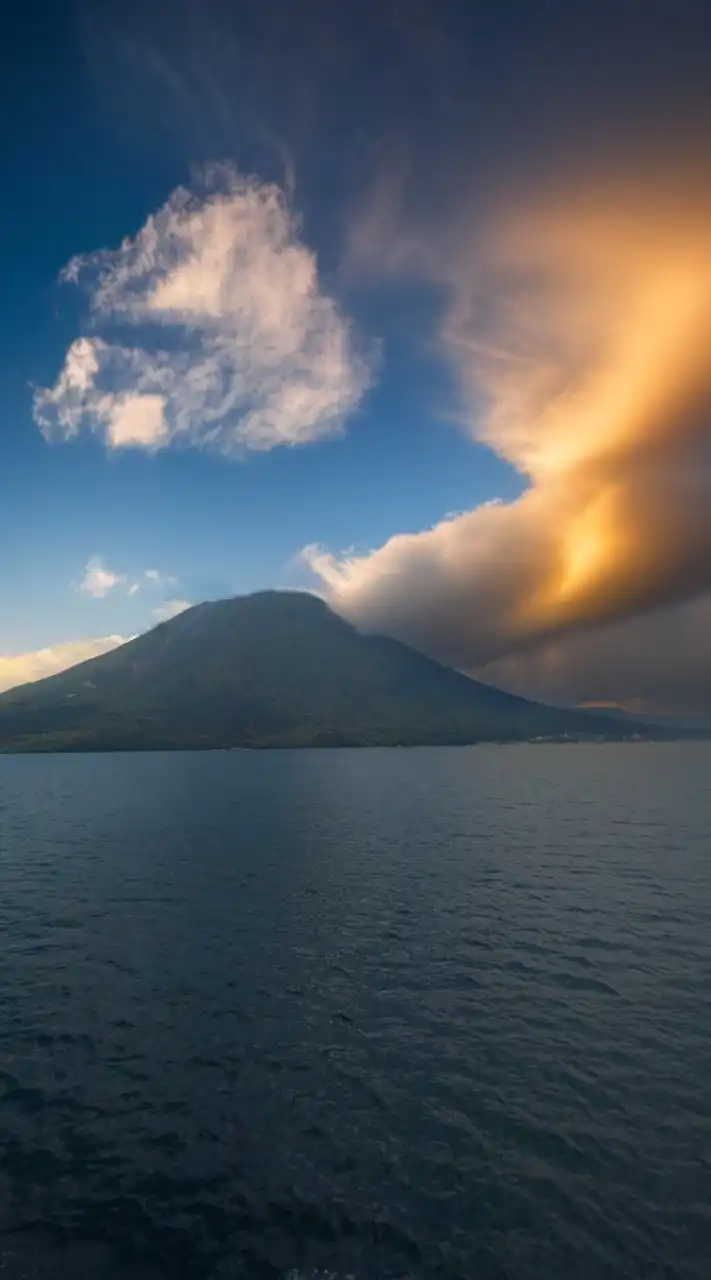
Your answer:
[0,745,709,1278]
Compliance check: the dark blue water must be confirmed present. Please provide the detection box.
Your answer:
[0,745,709,1279]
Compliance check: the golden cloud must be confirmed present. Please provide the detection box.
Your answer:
[309,167,711,705]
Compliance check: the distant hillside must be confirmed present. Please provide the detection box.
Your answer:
[0,591,656,751]
[582,705,711,736]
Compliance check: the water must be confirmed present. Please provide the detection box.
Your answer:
[0,745,709,1279]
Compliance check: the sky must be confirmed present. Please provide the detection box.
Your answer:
[2,0,711,713]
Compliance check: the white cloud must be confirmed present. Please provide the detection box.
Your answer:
[34,166,371,457]
[0,635,128,695]
[78,558,177,599]
[78,555,126,598]
[152,598,191,622]
[105,393,168,449]
[128,568,177,595]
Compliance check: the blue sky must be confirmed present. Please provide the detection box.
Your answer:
[1,3,520,661]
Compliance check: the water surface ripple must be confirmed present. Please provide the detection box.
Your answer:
[0,745,709,1278]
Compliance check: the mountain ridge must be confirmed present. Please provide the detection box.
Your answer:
[0,591,666,751]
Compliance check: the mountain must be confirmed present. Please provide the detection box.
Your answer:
[0,591,651,751]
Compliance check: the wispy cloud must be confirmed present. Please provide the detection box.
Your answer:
[0,635,128,695]
[152,597,191,621]
[127,568,177,596]
[78,555,126,598]
[34,166,371,457]
[77,557,179,600]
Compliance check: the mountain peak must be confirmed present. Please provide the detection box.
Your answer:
[0,590,640,751]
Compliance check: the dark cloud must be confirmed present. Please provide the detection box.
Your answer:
[476,594,711,717]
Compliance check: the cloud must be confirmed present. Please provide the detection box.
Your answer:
[73,1,711,713]
[78,555,126,598]
[34,166,371,457]
[78,558,179,600]
[474,594,711,718]
[152,597,191,621]
[0,635,128,695]
[127,568,178,596]
[308,166,711,711]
